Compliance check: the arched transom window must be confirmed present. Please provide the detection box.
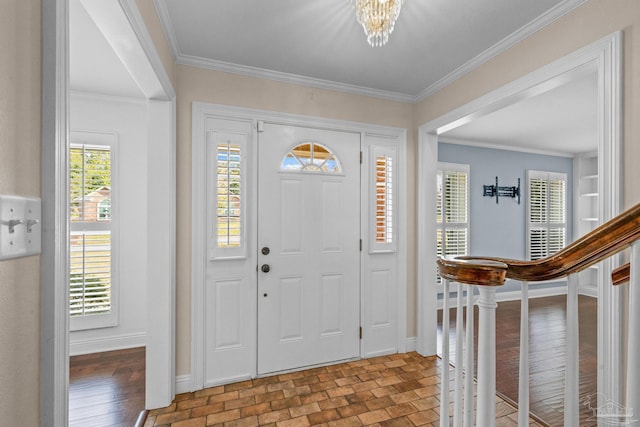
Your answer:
[281,142,342,173]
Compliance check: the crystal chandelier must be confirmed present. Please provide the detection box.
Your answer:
[351,0,405,47]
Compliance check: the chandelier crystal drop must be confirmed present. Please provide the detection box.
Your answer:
[351,0,405,47]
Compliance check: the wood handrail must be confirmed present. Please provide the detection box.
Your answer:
[438,202,640,285]
[612,263,630,286]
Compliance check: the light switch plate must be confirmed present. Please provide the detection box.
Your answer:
[0,195,42,261]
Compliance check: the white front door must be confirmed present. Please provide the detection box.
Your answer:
[257,123,361,374]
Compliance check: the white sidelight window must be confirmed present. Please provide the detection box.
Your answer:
[436,163,470,284]
[370,146,397,252]
[69,137,117,331]
[527,170,567,260]
[209,130,248,259]
[215,142,242,248]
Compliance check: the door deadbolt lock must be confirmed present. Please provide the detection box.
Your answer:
[261,247,270,255]
[261,264,270,273]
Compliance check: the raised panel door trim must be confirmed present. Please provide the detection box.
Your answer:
[371,269,392,328]
[212,279,244,350]
[278,276,305,341]
[320,273,345,336]
[280,179,304,255]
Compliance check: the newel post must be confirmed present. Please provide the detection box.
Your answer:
[476,286,498,427]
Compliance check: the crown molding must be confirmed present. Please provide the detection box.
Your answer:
[176,54,416,103]
[154,0,587,104]
[155,0,413,102]
[414,0,589,102]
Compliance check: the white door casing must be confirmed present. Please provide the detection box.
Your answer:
[257,124,361,374]
[192,103,407,390]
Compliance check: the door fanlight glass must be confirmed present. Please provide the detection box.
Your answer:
[281,142,342,174]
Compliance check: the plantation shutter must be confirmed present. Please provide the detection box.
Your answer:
[370,145,397,252]
[436,163,470,283]
[69,143,116,330]
[209,130,248,260]
[375,154,393,244]
[216,142,242,248]
[527,171,567,261]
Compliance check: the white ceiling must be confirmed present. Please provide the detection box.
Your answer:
[69,0,597,154]
[442,71,598,155]
[157,0,582,100]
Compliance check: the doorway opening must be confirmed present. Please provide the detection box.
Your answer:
[417,31,622,406]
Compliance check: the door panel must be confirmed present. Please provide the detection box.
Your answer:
[257,123,361,374]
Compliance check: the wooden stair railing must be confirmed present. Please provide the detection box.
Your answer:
[436,202,640,427]
[439,202,640,283]
[612,262,630,286]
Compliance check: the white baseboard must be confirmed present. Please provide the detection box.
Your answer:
[405,337,416,352]
[69,332,146,356]
[175,374,192,394]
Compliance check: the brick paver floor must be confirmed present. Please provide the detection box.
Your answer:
[145,352,541,426]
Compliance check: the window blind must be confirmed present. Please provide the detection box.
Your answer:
[69,144,113,323]
[375,155,393,243]
[527,171,567,260]
[216,142,242,248]
[436,164,470,284]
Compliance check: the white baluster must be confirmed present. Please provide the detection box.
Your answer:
[518,281,529,427]
[626,242,640,421]
[476,286,498,427]
[454,284,465,427]
[564,274,579,426]
[464,287,475,427]
[440,279,451,427]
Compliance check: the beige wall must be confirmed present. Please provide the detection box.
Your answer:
[174,65,416,374]
[415,0,640,207]
[0,1,41,425]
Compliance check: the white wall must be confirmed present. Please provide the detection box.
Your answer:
[69,92,148,354]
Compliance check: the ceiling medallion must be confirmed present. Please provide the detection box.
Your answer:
[351,0,405,47]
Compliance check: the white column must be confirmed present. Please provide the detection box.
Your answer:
[146,100,176,409]
[564,274,579,426]
[464,287,475,427]
[476,286,498,427]
[454,284,465,427]
[518,282,529,427]
[626,242,640,420]
[440,279,451,427]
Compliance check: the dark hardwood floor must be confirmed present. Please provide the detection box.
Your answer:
[69,295,598,426]
[69,346,146,427]
[438,294,598,427]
